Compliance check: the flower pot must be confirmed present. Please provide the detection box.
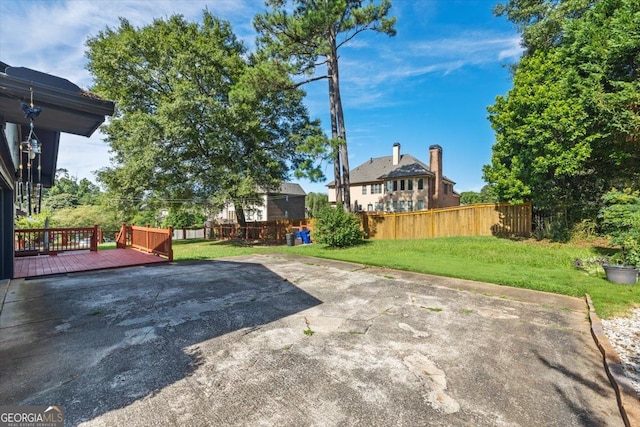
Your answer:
[603,264,638,285]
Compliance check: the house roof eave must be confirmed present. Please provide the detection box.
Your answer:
[0,68,115,137]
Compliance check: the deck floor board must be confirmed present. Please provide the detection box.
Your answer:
[14,249,169,279]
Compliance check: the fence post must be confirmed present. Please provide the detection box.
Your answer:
[90,224,98,252]
[474,206,479,236]
[167,226,174,262]
[430,210,434,238]
[393,213,398,240]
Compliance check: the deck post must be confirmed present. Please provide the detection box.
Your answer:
[167,226,174,262]
[91,224,98,252]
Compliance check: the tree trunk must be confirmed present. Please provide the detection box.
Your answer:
[328,30,351,211]
[333,61,351,211]
[327,32,343,209]
[235,205,247,229]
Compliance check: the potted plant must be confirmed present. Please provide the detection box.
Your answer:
[599,188,640,285]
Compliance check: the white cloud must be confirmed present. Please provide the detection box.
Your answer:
[497,37,525,61]
[55,133,111,182]
[365,32,521,81]
[325,31,522,112]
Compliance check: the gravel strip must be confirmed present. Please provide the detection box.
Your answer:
[601,308,640,399]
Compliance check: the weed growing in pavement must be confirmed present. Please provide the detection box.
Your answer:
[304,317,314,336]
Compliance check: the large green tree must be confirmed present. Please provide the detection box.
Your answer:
[86,12,325,226]
[494,0,596,54]
[484,0,639,224]
[42,169,101,211]
[459,185,498,205]
[254,0,396,211]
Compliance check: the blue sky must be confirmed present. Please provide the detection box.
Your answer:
[0,0,522,194]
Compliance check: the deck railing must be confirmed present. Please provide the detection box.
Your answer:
[15,225,99,257]
[117,224,173,261]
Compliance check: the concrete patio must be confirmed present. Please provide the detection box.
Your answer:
[0,254,626,426]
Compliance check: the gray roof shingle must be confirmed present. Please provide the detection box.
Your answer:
[276,182,306,196]
[329,154,434,186]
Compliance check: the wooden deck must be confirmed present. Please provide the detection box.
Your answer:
[13,248,170,279]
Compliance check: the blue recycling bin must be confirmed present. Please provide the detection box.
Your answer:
[299,229,311,244]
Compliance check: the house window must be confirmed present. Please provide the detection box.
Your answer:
[371,183,382,194]
[408,200,413,211]
[444,184,449,195]
[392,201,398,211]
[408,180,413,191]
[385,181,393,192]
[257,211,263,221]
[285,210,289,219]
[286,195,289,202]
[400,180,405,191]
[399,201,405,212]
[375,202,383,211]
[358,204,363,211]
[362,185,367,195]
[367,203,373,211]
[417,200,424,210]
[386,201,391,211]
[393,180,398,191]
[418,178,424,190]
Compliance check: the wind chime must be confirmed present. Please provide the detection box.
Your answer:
[16,88,43,216]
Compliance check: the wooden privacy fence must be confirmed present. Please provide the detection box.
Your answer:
[116,224,173,261]
[15,225,98,257]
[360,202,532,240]
[172,227,207,240]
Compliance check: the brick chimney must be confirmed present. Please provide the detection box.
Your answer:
[392,142,400,166]
[429,144,443,205]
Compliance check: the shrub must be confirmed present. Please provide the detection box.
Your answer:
[599,188,640,266]
[15,212,50,229]
[313,207,363,248]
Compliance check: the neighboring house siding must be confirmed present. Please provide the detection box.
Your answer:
[328,143,459,212]
[349,178,432,212]
[214,182,307,223]
[266,194,305,220]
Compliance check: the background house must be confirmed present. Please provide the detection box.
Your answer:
[213,182,306,223]
[0,62,114,279]
[328,143,460,212]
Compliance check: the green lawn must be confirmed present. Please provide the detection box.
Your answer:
[171,236,640,318]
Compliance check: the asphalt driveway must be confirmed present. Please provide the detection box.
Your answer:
[0,254,624,426]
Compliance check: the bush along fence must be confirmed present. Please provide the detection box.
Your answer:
[359,202,532,240]
[171,220,313,243]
